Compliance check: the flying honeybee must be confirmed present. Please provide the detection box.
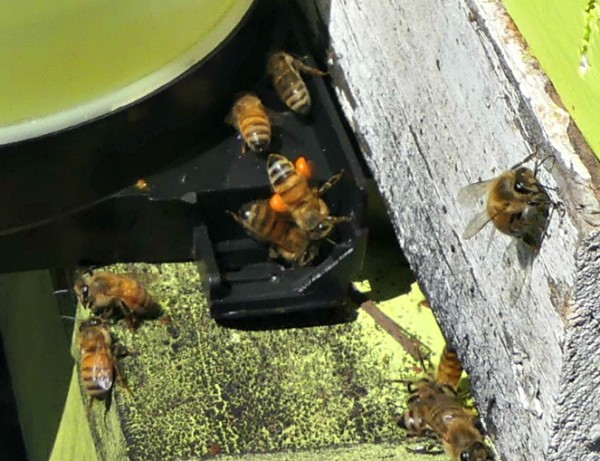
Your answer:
[399,378,492,461]
[458,160,552,251]
[226,93,272,154]
[78,317,131,409]
[74,271,158,331]
[267,51,327,114]
[228,199,319,266]
[267,153,350,240]
[436,345,464,390]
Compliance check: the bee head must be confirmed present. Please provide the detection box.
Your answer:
[308,221,334,240]
[266,51,292,74]
[460,441,492,461]
[78,316,105,333]
[73,278,92,307]
[81,284,90,303]
[299,243,319,266]
[513,167,541,196]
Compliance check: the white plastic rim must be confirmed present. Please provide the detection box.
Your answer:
[0,0,254,146]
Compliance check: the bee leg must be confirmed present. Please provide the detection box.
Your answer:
[124,314,138,332]
[116,300,138,331]
[330,215,352,224]
[103,396,112,417]
[114,361,134,397]
[86,396,96,419]
[294,58,328,77]
[113,343,136,359]
[268,246,280,261]
[318,171,344,195]
[407,441,444,456]
[241,141,248,156]
[159,315,172,326]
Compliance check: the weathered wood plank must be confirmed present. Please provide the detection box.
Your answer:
[299,1,600,460]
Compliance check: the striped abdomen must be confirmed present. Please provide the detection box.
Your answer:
[231,94,271,152]
[79,324,114,400]
[112,276,153,315]
[267,52,311,114]
[81,350,114,399]
[437,345,463,389]
[232,200,312,264]
[267,154,322,230]
[238,108,271,152]
[426,394,471,434]
[426,398,486,459]
[273,69,310,114]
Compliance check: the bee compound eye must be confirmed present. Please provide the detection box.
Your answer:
[514,180,527,194]
[460,453,470,461]
[81,285,90,301]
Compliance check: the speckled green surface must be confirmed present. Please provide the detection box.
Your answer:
[50,210,469,461]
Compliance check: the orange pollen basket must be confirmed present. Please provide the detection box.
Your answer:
[295,157,313,179]
[269,194,288,213]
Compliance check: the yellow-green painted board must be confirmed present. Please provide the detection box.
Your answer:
[48,210,479,460]
[502,0,600,159]
[49,368,98,461]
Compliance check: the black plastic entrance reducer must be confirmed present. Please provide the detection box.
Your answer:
[0,1,368,325]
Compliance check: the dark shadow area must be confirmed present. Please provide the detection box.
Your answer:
[358,180,415,302]
[0,337,27,461]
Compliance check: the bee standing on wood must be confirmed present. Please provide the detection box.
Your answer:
[226,93,272,154]
[227,199,319,266]
[458,158,553,252]
[267,153,350,240]
[78,317,132,409]
[74,271,158,331]
[267,51,327,115]
[399,378,492,460]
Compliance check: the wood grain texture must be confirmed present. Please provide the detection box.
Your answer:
[299,0,600,460]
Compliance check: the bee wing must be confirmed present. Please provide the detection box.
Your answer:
[224,110,235,126]
[457,180,493,209]
[95,367,115,391]
[112,271,159,288]
[462,210,493,240]
[263,106,288,125]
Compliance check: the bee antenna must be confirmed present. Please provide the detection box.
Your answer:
[53,289,71,295]
[61,315,76,322]
[533,154,556,176]
[510,153,535,170]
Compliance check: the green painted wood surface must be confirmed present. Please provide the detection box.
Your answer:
[502,0,600,158]
[0,271,73,461]
[48,207,480,461]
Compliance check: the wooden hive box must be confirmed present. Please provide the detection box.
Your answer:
[299,1,600,460]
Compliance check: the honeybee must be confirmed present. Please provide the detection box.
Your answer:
[458,162,552,251]
[226,93,272,154]
[267,153,350,240]
[400,378,492,460]
[78,317,131,408]
[267,51,327,114]
[74,271,158,331]
[227,199,319,266]
[134,178,150,191]
[436,345,464,390]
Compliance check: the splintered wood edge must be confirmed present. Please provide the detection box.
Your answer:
[298,0,600,460]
